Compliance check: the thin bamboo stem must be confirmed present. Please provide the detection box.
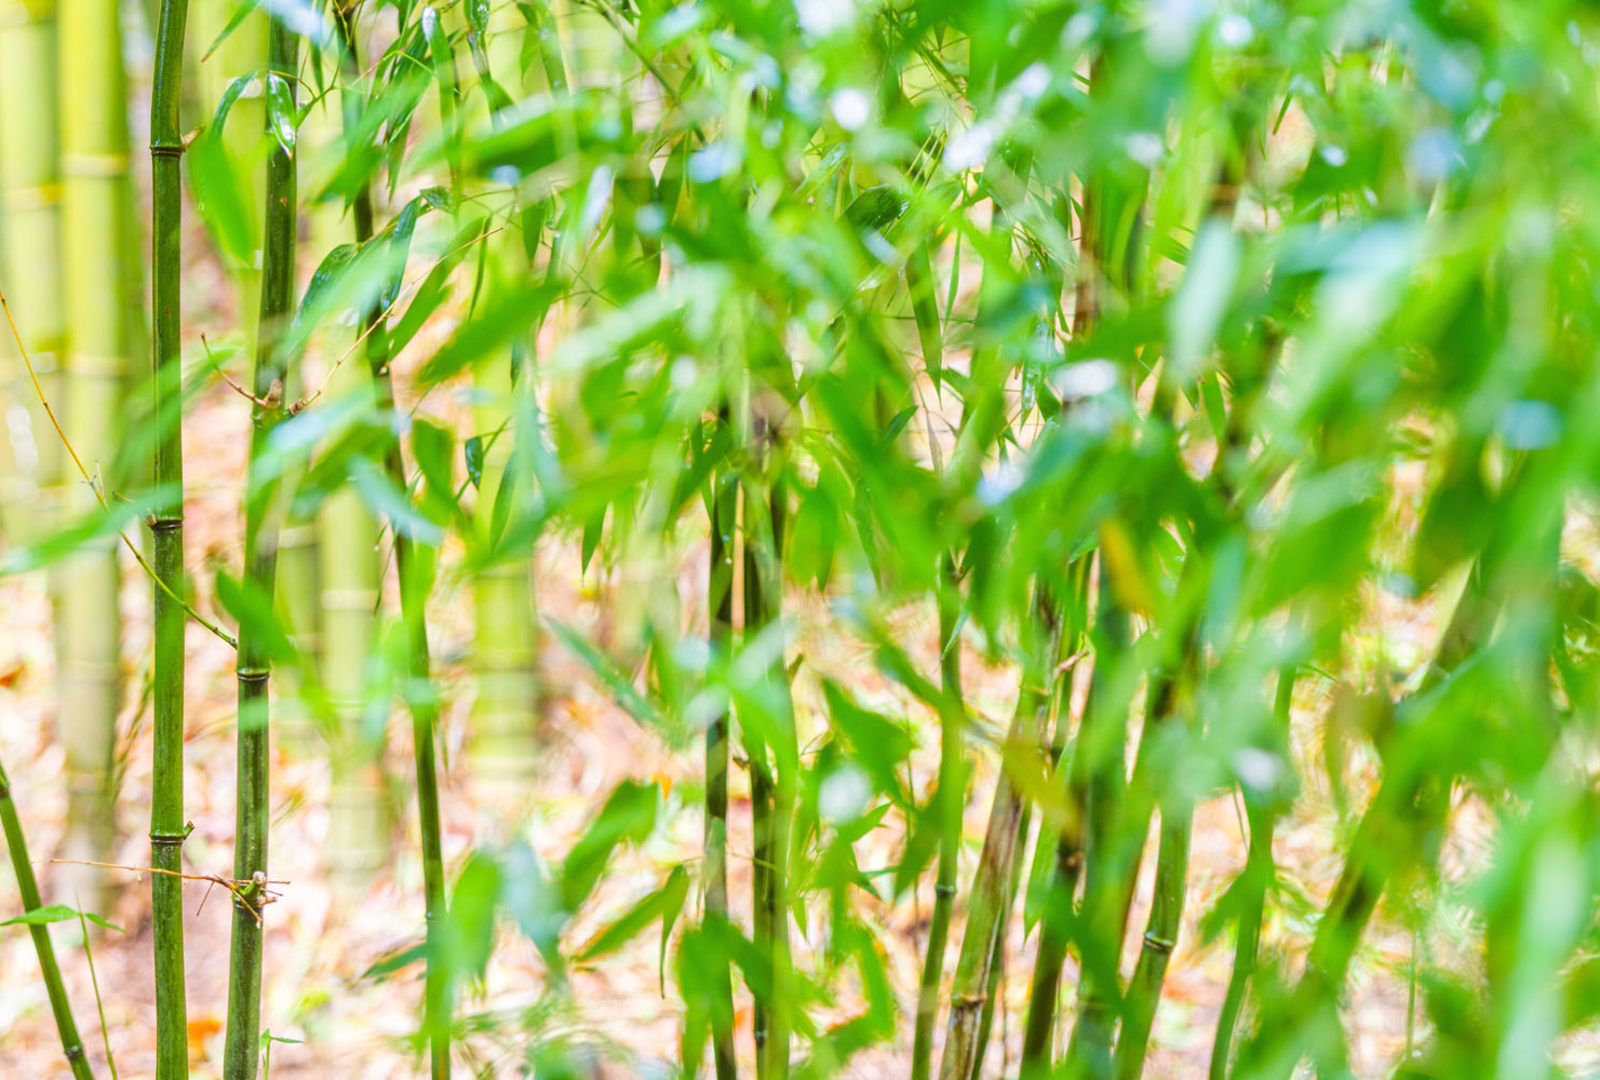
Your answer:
[1208,663,1295,1080]
[969,793,1036,1080]
[332,6,448,1073]
[744,443,792,1080]
[148,0,191,1068]
[1235,542,1510,1078]
[308,18,383,884]
[59,0,134,913]
[0,756,95,1080]
[1112,805,1191,1079]
[1019,572,1113,1079]
[0,0,65,544]
[222,13,296,1079]
[937,589,1059,1080]
[1063,568,1132,1080]
[705,419,737,1080]
[911,552,965,1080]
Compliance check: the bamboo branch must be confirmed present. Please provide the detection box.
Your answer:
[0,288,237,648]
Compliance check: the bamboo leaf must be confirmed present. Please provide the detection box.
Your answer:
[575,863,687,964]
[264,73,298,156]
[0,905,123,933]
[558,780,660,913]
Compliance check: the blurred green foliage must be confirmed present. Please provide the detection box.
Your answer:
[11,0,1600,1076]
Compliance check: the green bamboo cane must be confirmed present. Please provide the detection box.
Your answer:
[222,13,296,1079]
[0,756,95,1080]
[1110,141,1258,1069]
[464,7,539,782]
[1019,562,1111,1079]
[0,119,32,538]
[0,0,66,547]
[149,0,191,1070]
[1234,542,1513,1079]
[269,6,318,710]
[307,21,384,889]
[1058,171,1133,1078]
[743,440,793,1080]
[1000,174,1097,1076]
[332,6,448,1069]
[704,408,738,1080]
[937,589,1060,1080]
[192,0,265,348]
[968,791,1038,1079]
[1208,664,1294,1080]
[910,551,965,1080]
[469,348,538,778]
[58,0,134,914]
[745,506,775,1080]
[1111,802,1190,1079]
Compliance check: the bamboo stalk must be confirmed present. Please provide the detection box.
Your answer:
[911,552,965,1080]
[270,2,320,723]
[469,353,538,778]
[192,0,265,350]
[1020,557,1122,1079]
[0,0,66,546]
[148,0,191,1069]
[58,0,134,913]
[0,756,95,1080]
[1208,665,1294,1080]
[937,589,1059,1080]
[743,434,792,1080]
[968,792,1037,1079]
[1063,470,1132,1078]
[332,6,449,1073]
[705,415,738,1080]
[307,21,384,888]
[1012,188,1108,1078]
[222,12,296,1079]
[1234,539,1512,1078]
[465,7,539,783]
[1112,802,1191,1079]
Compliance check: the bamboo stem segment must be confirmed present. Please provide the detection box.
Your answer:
[0,0,66,544]
[704,426,738,1080]
[0,757,96,1080]
[743,446,792,1080]
[222,12,297,1079]
[938,590,1060,1080]
[58,0,134,915]
[148,0,191,1070]
[911,552,965,1080]
[333,8,448,1070]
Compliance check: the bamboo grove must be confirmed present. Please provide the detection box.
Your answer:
[5,0,1600,1077]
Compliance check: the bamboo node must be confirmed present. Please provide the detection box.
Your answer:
[935,883,958,898]
[149,143,186,159]
[1141,931,1176,954]
[149,831,187,847]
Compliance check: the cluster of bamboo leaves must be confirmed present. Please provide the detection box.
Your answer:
[7,0,1600,1077]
